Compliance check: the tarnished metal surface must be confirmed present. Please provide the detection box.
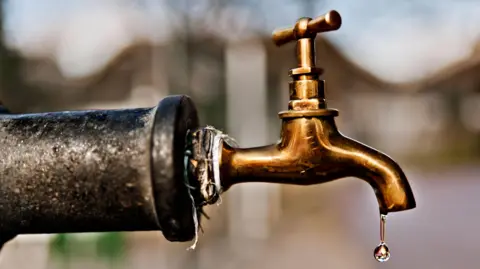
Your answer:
[219,11,416,215]
[0,95,199,245]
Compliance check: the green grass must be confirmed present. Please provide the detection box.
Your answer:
[49,232,127,266]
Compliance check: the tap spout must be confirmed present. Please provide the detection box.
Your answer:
[329,132,417,214]
[218,117,416,215]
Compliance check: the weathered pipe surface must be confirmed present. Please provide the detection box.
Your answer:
[0,95,200,246]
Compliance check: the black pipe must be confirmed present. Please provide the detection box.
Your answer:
[0,95,200,245]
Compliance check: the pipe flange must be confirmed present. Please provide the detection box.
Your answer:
[151,95,200,242]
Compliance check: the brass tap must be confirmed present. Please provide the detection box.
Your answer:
[218,10,416,214]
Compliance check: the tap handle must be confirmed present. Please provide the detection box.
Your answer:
[272,10,342,46]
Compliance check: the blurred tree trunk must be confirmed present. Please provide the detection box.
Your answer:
[0,0,24,110]
[0,0,45,112]
[0,0,20,107]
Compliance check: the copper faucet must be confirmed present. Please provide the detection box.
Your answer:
[217,11,416,215]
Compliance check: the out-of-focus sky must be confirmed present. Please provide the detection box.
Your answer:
[3,0,480,82]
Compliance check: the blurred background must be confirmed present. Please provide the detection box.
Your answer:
[0,0,479,268]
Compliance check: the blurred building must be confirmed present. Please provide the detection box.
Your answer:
[2,35,392,127]
[385,41,480,163]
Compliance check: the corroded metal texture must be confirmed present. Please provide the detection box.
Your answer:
[0,95,199,245]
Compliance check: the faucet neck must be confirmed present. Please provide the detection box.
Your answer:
[279,37,338,119]
[296,38,316,69]
[287,38,327,111]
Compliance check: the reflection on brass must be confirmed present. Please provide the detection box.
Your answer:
[219,10,416,214]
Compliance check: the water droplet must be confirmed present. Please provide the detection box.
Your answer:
[380,214,386,243]
[374,243,390,262]
[373,214,391,262]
